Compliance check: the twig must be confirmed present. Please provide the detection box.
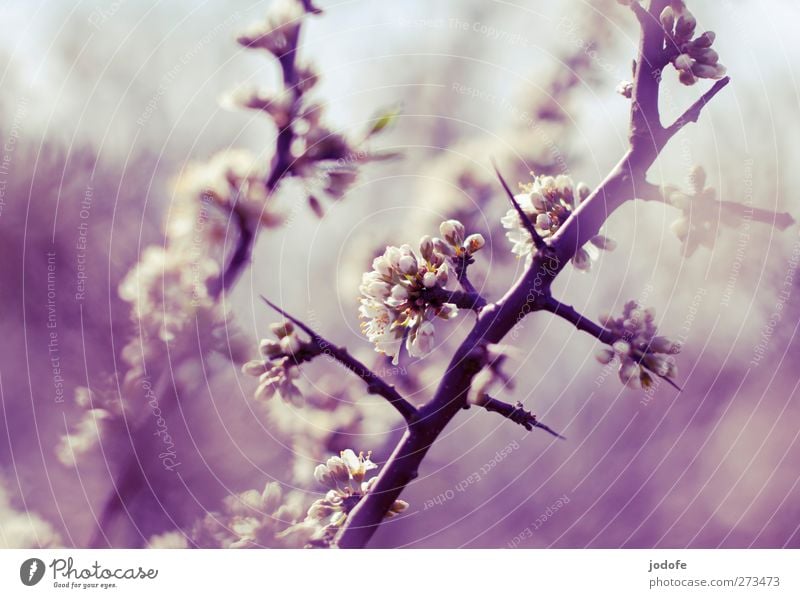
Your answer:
[424,286,488,312]
[540,296,618,345]
[260,296,418,423]
[662,77,730,144]
[636,180,795,230]
[475,396,565,439]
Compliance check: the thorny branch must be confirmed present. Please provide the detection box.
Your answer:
[260,297,419,423]
[471,396,566,439]
[335,0,730,548]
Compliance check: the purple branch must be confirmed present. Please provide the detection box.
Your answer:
[475,396,565,439]
[261,297,418,423]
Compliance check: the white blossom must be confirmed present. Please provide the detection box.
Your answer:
[596,301,680,389]
[359,232,465,363]
[500,173,615,270]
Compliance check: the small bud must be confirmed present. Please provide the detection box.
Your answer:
[675,12,696,40]
[259,339,283,358]
[398,255,418,275]
[242,360,267,376]
[674,53,694,71]
[616,81,633,99]
[678,68,697,86]
[419,235,435,262]
[422,271,437,288]
[596,348,615,364]
[439,219,465,247]
[590,234,617,251]
[690,47,719,66]
[576,182,591,202]
[464,233,485,254]
[270,321,295,338]
[279,334,302,355]
[536,213,552,230]
[660,6,675,32]
[692,31,715,48]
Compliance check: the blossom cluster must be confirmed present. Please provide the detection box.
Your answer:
[501,173,615,270]
[359,220,485,362]
[596,301,681,389]
[301,449,408,546]
[185,481,310,549]
[242,322,310,404]
[661,1,726,85]
[665,166,736,257]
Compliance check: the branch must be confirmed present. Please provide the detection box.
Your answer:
[475,396,565,439]
[492,159,547,251]
[260,296,418,423]
[424,286,487,312]
[540,296,618,345]
[662,77,730,144]
[636,180,796,229]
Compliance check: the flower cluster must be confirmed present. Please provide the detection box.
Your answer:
[359,223,479,362]
[236,0,306,56]
[301,449,407,546]
[242,322,310,404]
[596,301,681,389]
[501,173,616,270]
[665,166,735,257]
[189,481,309,549]
[661,2,726,85]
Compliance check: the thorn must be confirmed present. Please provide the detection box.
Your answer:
[533,421,567,440]
[491,158,547,251]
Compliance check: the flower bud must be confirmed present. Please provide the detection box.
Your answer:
[270,321,295,338]
[259,339,283,358]
[674,53,694,71]
[576,182,591,202]
[439,219,465,246]
[590,234,617,251]
[596,348,615,364]
[422,271,437,288]
[675,12,696,40]
[692,31,715,48]
[279,334,302,355]
[242,359,268,376]
[464,233,485,254]
[419,235,435,262]
[660,6,675,32]
[398,255,418,275]
[690,47,719,66]
[535,213,552,230]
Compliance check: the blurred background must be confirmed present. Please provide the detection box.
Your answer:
[1,0,799,548]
